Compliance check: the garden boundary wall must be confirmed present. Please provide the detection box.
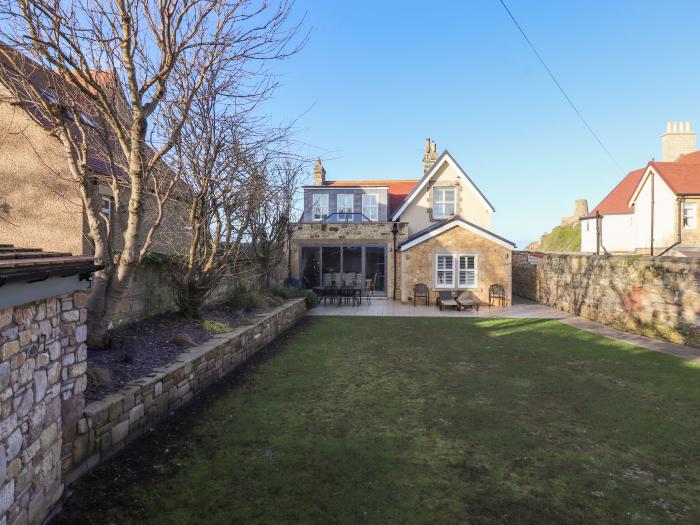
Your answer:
[102,262,264,329]
[0,291,89,525]
[63,297,306,484]
[513,251,700,347]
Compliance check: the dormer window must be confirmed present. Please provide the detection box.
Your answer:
[337,194,354,222]
[433,187,455,219]
[312,194,329,221]
[362,194,378,221]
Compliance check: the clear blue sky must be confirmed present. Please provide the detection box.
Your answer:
[265,0,700,248]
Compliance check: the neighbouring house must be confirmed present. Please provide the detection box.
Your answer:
[0,47,189,257]
[581,121,700,256]
[290,138,515,304]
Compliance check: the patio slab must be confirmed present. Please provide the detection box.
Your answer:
[308,296,700,362]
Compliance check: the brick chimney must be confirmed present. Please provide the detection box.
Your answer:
[661,121,696,161]
[313,159,326,186]
[422,138,438,175]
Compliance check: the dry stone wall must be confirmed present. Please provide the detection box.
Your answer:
[64,298,306,483]
[513,251,700,347]
[0,290,88,525]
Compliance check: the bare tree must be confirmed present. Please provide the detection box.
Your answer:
[166,77,255,318]
[0,0,302,347]
[249,155,303,290]
[167,57,302,316]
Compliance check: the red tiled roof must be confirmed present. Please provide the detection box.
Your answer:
[651,161,700,195]
[590,150,700,217]
[589,168,645,216]
[324,180,419,215]
[677,151,700,164]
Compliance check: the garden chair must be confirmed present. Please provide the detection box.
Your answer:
[436,291,459,311]
[324,285,338,305]
[339,286,355,306]
[413,283,429,306]
[456,291,490,312]
[489,284,507,307]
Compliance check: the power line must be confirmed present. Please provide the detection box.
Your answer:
[498,0,624,172]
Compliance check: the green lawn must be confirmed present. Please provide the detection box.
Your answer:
[59,317,700,524]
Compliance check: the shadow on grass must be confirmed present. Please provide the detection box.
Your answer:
[55,316,700,524]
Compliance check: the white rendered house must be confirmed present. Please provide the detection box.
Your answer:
[582,122,700,256]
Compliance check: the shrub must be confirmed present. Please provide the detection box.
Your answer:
[226,288,268,311]
[203,319,232,334]
[284,276,301,288]
[271,285,318,308]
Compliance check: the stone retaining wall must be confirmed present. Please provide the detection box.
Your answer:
[64,298,306,483]
[513,251,700,347]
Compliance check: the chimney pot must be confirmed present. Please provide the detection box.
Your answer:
[661,121,696,161]
[422,137,439,175]
[312,159,326,186]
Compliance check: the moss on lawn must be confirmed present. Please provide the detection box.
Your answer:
[57,317,700,524]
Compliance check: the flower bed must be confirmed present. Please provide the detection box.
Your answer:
[64,298,306,483]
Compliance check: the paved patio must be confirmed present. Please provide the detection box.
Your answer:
[308,296,700,362]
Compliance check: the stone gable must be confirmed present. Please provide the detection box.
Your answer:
[400,225,512,304]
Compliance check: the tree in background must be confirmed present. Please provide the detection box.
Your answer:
[0,0,302,346]
[248,156,304,291]
[165,35,304,317]
[302,252,320,289]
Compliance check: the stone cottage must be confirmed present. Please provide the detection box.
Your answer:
[290,139,515,304]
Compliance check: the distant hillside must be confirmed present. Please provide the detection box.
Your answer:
[526,223,580,253]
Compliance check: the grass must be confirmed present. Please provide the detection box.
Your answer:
[58,317,700,524]
[202,319,231,334]
[535,222,581,252]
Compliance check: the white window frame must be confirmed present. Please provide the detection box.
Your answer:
[337,194,354,222]
[312,194,329,221]
[101,196,112,222]
[362,194,379,221]
[435,254,454,288]
[683,203,697,229]
[457,254,477,288]
[433,187,456,219]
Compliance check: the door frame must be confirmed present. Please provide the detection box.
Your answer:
[298,243,387,296]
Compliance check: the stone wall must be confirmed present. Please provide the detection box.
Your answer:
[64,298,306,483]
[104,262,262,329]
[0,290,88,525]
[513,250,700,346]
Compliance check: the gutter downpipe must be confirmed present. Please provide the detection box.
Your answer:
[391,222,399,300]
[592,211,609,255]
[658,197,683,257]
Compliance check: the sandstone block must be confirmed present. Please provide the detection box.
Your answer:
[111,420,129,444]
[0,308,12,331]
[2,341,19,361]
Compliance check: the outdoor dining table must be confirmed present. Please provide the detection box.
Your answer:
[313,286,362,306]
